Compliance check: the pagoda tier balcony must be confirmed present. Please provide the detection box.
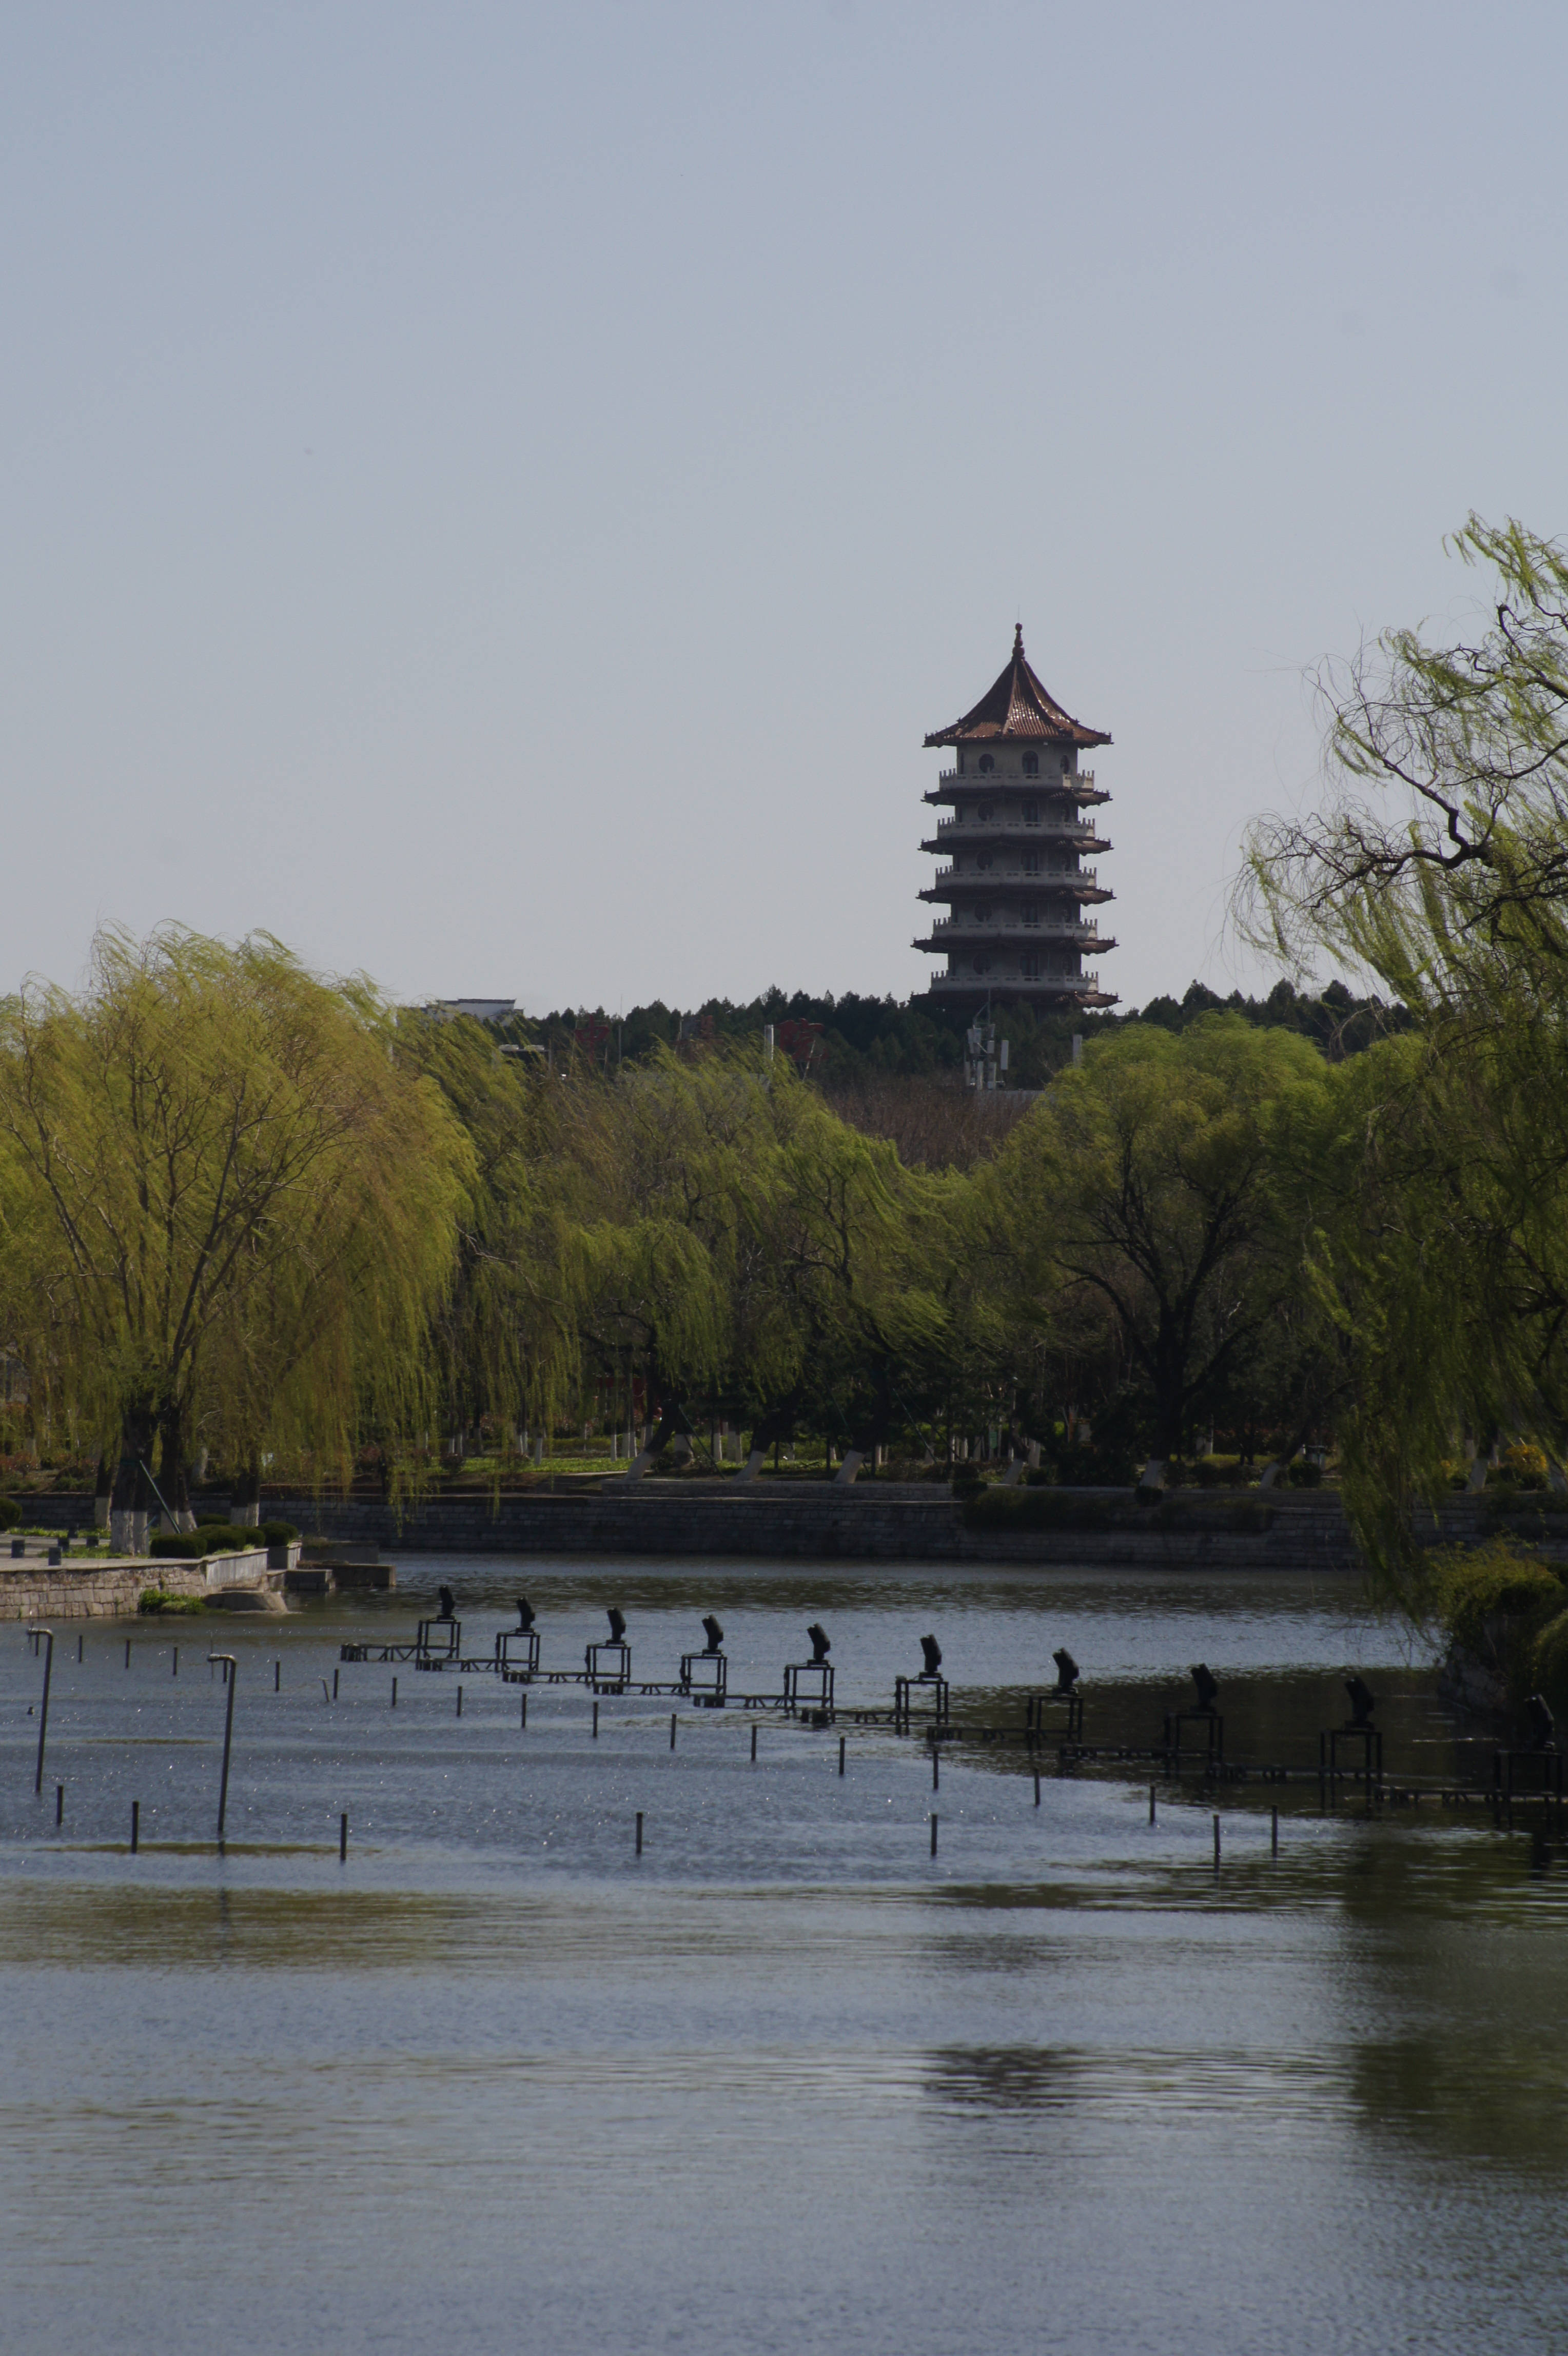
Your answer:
[924,769,1109,808]
[924,973,1120,1008]
[922,870,1112,903]
[914,919,1114,953]
[923,815,1108,848]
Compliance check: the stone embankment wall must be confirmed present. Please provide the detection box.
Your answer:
[13,1485,1361,1572]
[15,1485,1561,1580]
[1,1543,293,1621]
[1,1561,210,1622]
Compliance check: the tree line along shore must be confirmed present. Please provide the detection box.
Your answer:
[7,517,1568,1703]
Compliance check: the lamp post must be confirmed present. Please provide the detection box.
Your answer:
[206,1654,238,1847]
[32,1628,54,1795]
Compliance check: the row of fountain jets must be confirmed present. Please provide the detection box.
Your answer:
[428,1590,1385,1719]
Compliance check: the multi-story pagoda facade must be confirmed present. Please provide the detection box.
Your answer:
[915,626,1118,1009]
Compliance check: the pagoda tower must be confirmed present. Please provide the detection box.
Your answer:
[914,626,1118,1009]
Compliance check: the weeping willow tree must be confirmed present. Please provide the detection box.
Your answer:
[393,1008,585,1450]
[1243,516,1568,1599]
[979,1015,1338,1470]
[0,926,471,1524]
[539,1043,956,1461]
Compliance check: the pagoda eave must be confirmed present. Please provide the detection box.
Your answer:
[912,934,1118,955]
[923,978,1122,1009]
[922,784,1110,810]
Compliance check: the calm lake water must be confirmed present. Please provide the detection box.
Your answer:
[3,1558,1564,2355]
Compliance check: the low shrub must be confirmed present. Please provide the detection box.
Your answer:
[138,1588,206,1615]
[1486,1489,1568,1519]
[964,1487,1118,1533]
[1287,1459,1324,1488]
[1501,1442,1550,1490]
[1432,1540,1565,1709]
[1193,1456,1246,1489]
[259,1520,299,1546]
[0,1495,19,1532]
[148,1523,260,1559]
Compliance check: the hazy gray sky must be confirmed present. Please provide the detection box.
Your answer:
[5,3,1565,1015]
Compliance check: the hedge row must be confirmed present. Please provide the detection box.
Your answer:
[148,1520,299,1559]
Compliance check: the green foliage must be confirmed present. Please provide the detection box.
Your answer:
[1531,1606,1568,1711]
[149,1524,261,1559]
[259,1521,299,1546]
[0,1495,18,1531]
[981,1014,1338,1460]
[0,924,471,1508]
[1431,1540,1564,1662]
[138,1588,206,1614]
[1243,519,1568,1600]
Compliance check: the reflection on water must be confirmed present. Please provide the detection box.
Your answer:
[1,1558,1565,2355]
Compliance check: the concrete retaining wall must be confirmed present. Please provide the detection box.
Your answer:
[1,1543,296,1621]
[13,1484,1562,1579]
[9,1486,1367,1573]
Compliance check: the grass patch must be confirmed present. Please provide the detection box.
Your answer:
[138,1587,207,1615]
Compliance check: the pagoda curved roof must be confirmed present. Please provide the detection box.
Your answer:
[923,625,1111,748]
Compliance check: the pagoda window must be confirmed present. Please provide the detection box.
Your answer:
[1021,953,1040,979]
[1022,752,1039,777]
[976,851,993,871]
[977,754,995,774]
[973,955,991,975]
[977,801,993,821]
[1023,799,1038,825]
[956,752,966,775]
[1024,905,1040,927]
[1022,851,1040,874]
[1060,753,1071,775]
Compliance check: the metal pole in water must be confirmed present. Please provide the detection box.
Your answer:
[172,1645,178,1678]
[125,1639,131,1669]
[391,1677,398,1709]
[332,1668,339,1700]
[340,1812,348,1863]
[208,1654,238,1847]
[930,1814,938,1858]
[838,1734,846,1777]
[593,1700,599,1739]
[1271,1805,1280,1857]
[457,1684,463,1718]
[32,1629,54,1795]
[635,1810,644,1856]
[670,1712,676,1751]
[751,1722,757,1762]
[76,1635,83,1664]
[932,1747,939,1793]
[1149,1783,1157,1826]
[55,1783,64,1828]
[1034,1771,1041,1808]
[274,1659,280,1694]
[130,1800,140,1854]
[1212,1813,1221,1871]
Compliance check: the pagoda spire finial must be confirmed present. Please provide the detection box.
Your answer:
[1013,621,1024,656]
